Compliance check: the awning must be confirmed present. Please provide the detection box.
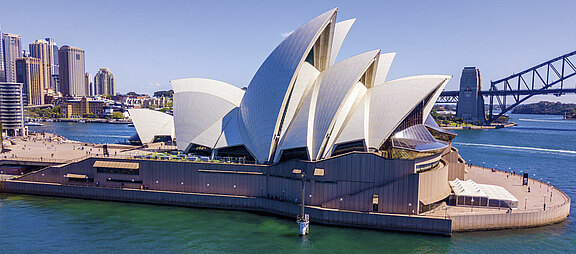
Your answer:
[93,161,140,170]
[65,173,88,179]
[449,178,518,202]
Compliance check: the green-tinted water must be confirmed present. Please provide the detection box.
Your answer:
[1,114,575,253]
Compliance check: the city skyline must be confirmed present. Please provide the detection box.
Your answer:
[1,1,576,102]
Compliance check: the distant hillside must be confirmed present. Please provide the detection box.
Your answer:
[512,101,576,115]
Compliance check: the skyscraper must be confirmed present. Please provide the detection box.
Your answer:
[85,72,93,96]
[0,82,25,136]
[29,40,52,92]
[0,25,5,82]
[2,33,22,82]
[58,45,86,97]
[94,68,115,95]
[45,38,59,90]
[16,57,45,105]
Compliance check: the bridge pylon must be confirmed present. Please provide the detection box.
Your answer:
[456,67,486,124]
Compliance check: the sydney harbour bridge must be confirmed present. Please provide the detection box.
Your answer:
[437,50,576,124]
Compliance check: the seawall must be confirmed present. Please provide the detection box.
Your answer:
[0,180,453,235]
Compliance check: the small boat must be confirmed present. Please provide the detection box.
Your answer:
[25,122,45,126]
[127,124,135,127]
[78,120,86,123]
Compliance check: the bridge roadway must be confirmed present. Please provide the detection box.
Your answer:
[440,88,576,98]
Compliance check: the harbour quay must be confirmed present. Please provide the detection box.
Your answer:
[0,137,570,235]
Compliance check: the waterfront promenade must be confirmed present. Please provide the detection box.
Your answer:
[1,136,570,233]
[1,133,165,163]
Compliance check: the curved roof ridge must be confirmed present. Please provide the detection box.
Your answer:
[171,78,244,106]
[239,8,338,163]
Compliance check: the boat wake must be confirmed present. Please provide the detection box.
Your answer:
[453,142,576,155]
[514,127,576,132]
[518,118,575,123]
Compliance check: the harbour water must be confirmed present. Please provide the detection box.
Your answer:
[1,114,574,253]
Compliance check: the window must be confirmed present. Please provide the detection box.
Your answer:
[416,160,440,173]
[96,167,139,175]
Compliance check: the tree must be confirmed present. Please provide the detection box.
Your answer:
[111,111,125,119]
[83,113,96,118]
[153,90,174,98]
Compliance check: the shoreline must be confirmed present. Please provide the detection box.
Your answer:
[28,118,132,124]
[441,123,517,130]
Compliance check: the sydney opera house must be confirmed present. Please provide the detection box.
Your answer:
[128,8,465,214]
[6,8,570,234]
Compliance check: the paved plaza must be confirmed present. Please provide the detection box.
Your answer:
[1,133,165,162]
[423,165,567,217]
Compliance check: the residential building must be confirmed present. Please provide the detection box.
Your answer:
[15,57,45,105]
[0,25,4,82]
[2,33,22,82]
[60,97,107,118]
[94,68,115,95]
[58,45,86,96]
[43,88,61,104]
[0,82,25,136]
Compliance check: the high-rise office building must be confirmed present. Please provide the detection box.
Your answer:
[85,72,93,96]
[94,68,115,95]
[0,82,25,136]
[16,57,45,105]
[29,40,52,92]
[2,33,22,82]
[58,45,86,97]
[0,25,5,82]
[45,38,59,90]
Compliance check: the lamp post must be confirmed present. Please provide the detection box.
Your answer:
[525,197,528,210]
[408,203,412,216]
[539,178,542,188]
[471,198,474,212]
[293,169,309,235]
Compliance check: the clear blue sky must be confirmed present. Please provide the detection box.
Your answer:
[2,0,576,102]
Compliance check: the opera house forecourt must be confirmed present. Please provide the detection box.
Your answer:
[1,9,569,235]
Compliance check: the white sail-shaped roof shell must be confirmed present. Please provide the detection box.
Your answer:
[333,94,369,145]
[278,62,320,141]
[310,50,380,160]
[239,8,337,163]
[171,78,244,151]
[151,9,455,164]
[366,75,451,150]
[128,109,174,144]
[329,19,355,66]
[374,53,396,85]
[190,107,245,149]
